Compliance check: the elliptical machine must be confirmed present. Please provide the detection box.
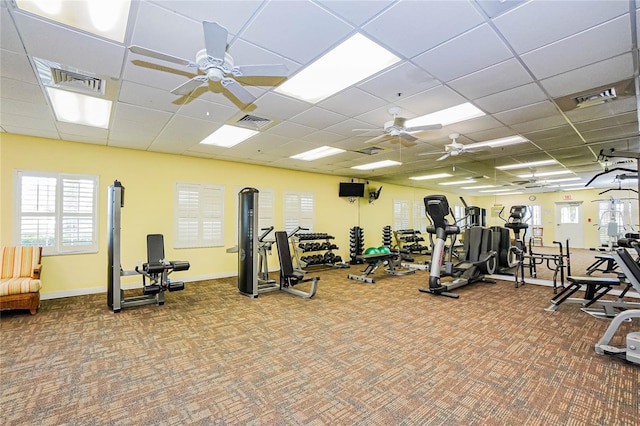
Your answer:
[419,195,496,299]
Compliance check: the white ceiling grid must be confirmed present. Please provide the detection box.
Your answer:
[0,0,638,195]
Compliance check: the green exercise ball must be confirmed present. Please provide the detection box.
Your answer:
[364,247,379,255]
[378,246,391,254]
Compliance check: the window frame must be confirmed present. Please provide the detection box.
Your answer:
[14,170,99,255]
[174,182,225,249]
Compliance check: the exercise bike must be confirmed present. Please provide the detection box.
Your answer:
[419,195,496,299]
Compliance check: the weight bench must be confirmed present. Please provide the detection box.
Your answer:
[274,231,319,299]
[348,251,415,284]
[546,247,640,318]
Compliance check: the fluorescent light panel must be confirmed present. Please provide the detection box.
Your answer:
[543,177,581,183]
[291,146,345,161]
[276,33,401,103]
[200,125,258,147]
[460,185,496,189]
[496,159,558,170]
[409,173,452,181]
[469,135,528,149]
[518,171,572,178]
[479,188,516,193]
[439,180,476,186]
[46,87,111,128]
[15,0,131,42]
[351,160,401,170]
[405,102,485,128]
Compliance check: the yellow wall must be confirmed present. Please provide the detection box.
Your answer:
[2,133,636,298]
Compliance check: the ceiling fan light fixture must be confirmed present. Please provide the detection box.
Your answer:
[276,33,401,104]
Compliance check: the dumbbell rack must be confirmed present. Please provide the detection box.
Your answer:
[350,226,365,264]
[393,229,430,255]
[292,233,342,270]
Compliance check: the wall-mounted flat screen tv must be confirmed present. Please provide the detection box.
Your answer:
[339,182,365,198]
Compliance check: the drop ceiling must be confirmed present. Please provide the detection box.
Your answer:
[1,0,639,195]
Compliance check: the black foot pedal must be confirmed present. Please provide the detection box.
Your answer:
[168,281,185,292]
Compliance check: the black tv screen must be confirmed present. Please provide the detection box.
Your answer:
[339,182,365,197]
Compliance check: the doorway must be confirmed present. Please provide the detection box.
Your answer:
[555,202,584,248]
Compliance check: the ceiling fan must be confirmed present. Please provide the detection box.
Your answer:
[418,133,487,161]
[128,21,288,105]
[512,172,549,188]
[353,107,442,146]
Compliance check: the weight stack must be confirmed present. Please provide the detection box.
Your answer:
[349,226,365,264]
[382,225,393,248]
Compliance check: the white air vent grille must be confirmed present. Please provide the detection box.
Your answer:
[235,114,272,129]
[357,146,385,155]
[575,87,616,108]
[51,68,104,93]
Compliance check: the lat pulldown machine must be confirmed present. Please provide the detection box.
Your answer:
[107,181,189,312]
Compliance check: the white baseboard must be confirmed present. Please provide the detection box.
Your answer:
[40,271,238,300]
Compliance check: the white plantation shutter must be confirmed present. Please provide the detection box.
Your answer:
[393,199,409,231]
[413,200,427,233]
[175,182,224,248]
[283,191,315,234]
[258,189,275,231]
[16,171,98,254]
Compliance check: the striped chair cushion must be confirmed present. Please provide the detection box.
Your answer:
[0,278,42,296]
[1,246,41,279]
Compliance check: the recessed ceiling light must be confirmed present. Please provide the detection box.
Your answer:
[290,146,345,161]
[460,185,496,189]
[479,188,517,193]
[468,135,529,149]
[543,177,581,183]
[15,0,132,42]
[200,125,258,148]
[495,159,558,170]
[46,87,112,128]
[439,179,476,186]
[275,33,401,104]
[405,103,485,128]
[518,171,572,178]
[351,160,401,170]
[409,173,452,180]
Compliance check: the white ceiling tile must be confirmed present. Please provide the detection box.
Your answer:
[511,115,571,134]
[521,15,632,80]
[1,97,51,118]
[151,115,220,153]
[0,77,46,104]
[150,1,263,34]
[0,49,38,83]
[0,124,59,139]
[448,59,534,100]
[118,81,183,113]
[566,96,636,123]
[1,6,23,53]
[241,1,353,64]
[0,111,58,133]
[251,92,311,121]
[474,83,547,114]
[357,62,439,104]
[413,24,513,82]
[176,98,236,123]
[12,10,126,78]
[494,0,630,54]
[540,53,634,97]
[319,88,387,118]
[315,0,394,26]
[396,85,467,117]
[269,121,316,139]
[289,107,348,130]
[493,101,561,126]
[363,0,484,58]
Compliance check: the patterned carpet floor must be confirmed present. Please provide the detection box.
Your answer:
[1,263,638,425]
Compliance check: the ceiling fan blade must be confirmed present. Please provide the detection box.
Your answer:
[128,45,193,67]
[364,134,389,144]
[399,132,417,143]
[404,123,443,132]
[170,76,208,95]
[393,116,406,127]
[203,21,228,61]
[221,78,256,105]
[352,128,382,133]
[436,153,451,161]
[232,64,288,78]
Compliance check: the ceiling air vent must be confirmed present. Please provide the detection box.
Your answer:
[575,87,616,109]
[235,114,272,130]
[357,146,385,155]
[50,67,104,94]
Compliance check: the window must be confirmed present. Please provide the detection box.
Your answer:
[283,191,314,234]
[525,204,542,226]
[15,170,98,255]
[559,204,579,224]
[393,199,409,231]
[413,200,427,233]
[175,182,224,248]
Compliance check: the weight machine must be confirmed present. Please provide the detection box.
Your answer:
[107,181,189,313]
[419,195,496,299]
[237,188,318,298]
